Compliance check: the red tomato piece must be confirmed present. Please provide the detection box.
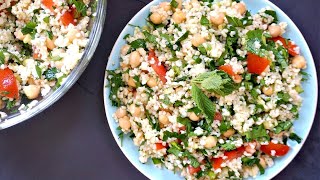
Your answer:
[219,64,235,76]
[155,143,166,150]
[0,68,19,99]
[61,11,76,26]
[42,0,54,11]
[212,157,224,170]
[260,142,290,156]
[148,50,167,83]
[224,146,245,160]
[188,165,201,175]
[247,53,270,75]
[271,36,300,56]
[214,112,223,121]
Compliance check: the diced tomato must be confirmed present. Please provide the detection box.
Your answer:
[211,146,245,170]
[188,165,201,175]
[218,64,235,76]
[0,68,19,99]
[246,53,270,75]
[214,112,223,121]
[155,143,166,150]
[33,52,42,60]
[211,157,224,170]
[42,0,54,11]
[260,142,290,156]
[271,36,299,56]
[148,50,167,83]
[224,146,245,160]
[61,11,76,26]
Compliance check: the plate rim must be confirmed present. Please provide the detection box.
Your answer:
[103,0,318,179]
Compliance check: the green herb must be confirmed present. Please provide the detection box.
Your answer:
[129,39,146,49]
[21,21,37,37]
[6,100,16,110]
[191,84,215,124]
[163,131,186,141]
[44,67,58,81]
[221,142,237,151]
[56,74,66,88]
[242,157,265,174]
[244,125,270,142]
[274,121,293,134]
[176,31,189,46]
[133,75,141,88]
[50,56,63,61]
[192,55,202,64]
[123,34,130,40]
[106,70,124,107]
[67,0,87,17]
[167,142,182,156]
[152,158,163,165]
[289,133,302,143]
[200,15,210,26]
[219,120,231,133]
[188,107,202,115]
[43,16,50,23]
[264,10,278,23]
[170,0,179,8]
[246,29,269,57]
[177,117,192,134]
[242,11,253,26]
[146,110,160,131]
[197,44,207,55]
[161,94,171,105]
[46,30,53,40]
[174,100,184,107]
[117,127,124,146]
[35,65,42,78]
[191,71,239,96]
[143,31,157,44]
[0,51,5,65]
[183,151,200,168]
[226,16,244,27]
[277,92,291,104]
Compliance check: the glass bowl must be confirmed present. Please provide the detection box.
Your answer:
[0,0,107,130]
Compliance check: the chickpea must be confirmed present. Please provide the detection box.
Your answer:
[115,107,127,119]
[129,104,141,117]
[23,34,32,44]
[263,121,273,130]
[150,13,163,25]
[121,44,130,56]
[129,51,141,68]
[15,30,25,40]
[147,77,157,88]
[292,55,307,69]
[127,77,136,88]
[232,74,242,84]
[234,3,246,15]
[159,113,170,125]
[172,10,186,24]
[191,34,206,47]
[259,157,267,169]
[223,129,235,138]
[268,24,282,38]
[262,86,273,96]
[159,2,171,11]
[204,136,217,149]
[119,116,131,131]
[188,112,200,121]
[46,37,56,50]
[23,85,41,100]
[210,12,225,26]
[55,61,64,69]
[27,77,36,85]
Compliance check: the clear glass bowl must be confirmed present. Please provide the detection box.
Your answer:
[0,0,107,130]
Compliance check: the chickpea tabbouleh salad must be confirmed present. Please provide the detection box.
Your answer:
[0,0,92,117]
[107,0,308,179]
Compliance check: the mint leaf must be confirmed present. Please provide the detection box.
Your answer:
[264,10,278,23]
[226,16,243,27]
[191,84,215,124]
[246,29,269,57]
[221,142,236,151]
[244,125,270,142]
[200,15,210,26]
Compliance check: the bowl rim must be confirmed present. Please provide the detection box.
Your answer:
[103,0,318,179]
[0,0,108,130]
